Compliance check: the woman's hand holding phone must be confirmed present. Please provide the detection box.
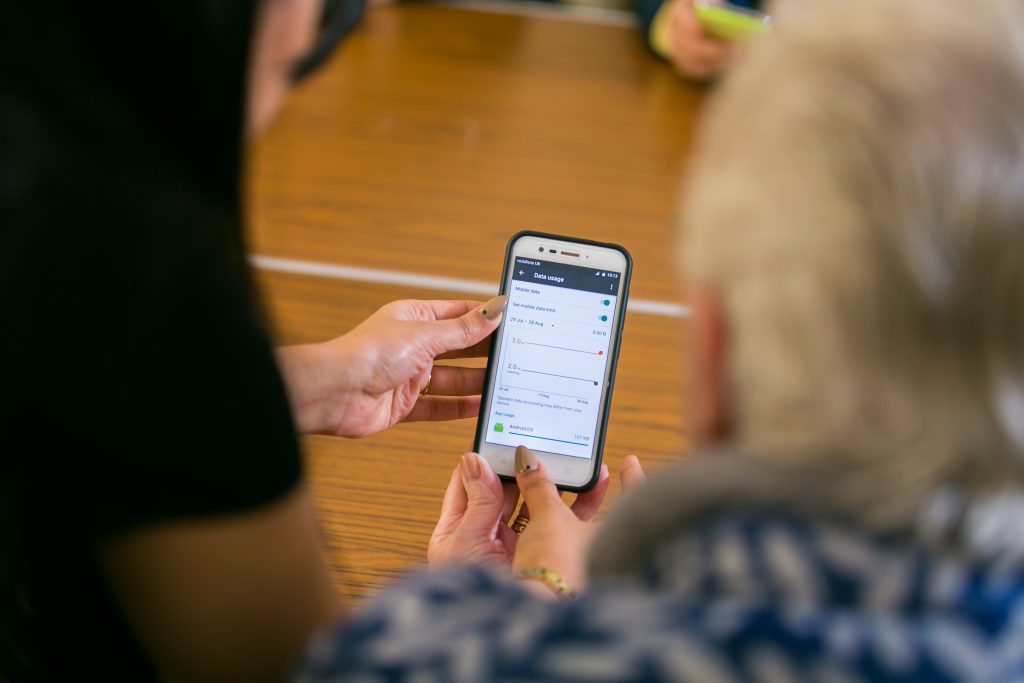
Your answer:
[428,447,646,595]
[512,448,646,593]
[428,453,521,568]
[277,296,507,437]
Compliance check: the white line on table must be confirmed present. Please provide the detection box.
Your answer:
[251,255,690,319]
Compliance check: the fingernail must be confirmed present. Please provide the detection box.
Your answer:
[515,445,537,475]
[461,454,482,480]
[481,295,508,321]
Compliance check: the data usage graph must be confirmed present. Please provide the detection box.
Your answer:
[485,258,620,460]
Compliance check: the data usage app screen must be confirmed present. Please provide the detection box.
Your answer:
[485,257,620,460]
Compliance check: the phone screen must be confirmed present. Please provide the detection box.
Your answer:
[482,256,621,460]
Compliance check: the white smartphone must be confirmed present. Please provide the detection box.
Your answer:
[474,231,632,491]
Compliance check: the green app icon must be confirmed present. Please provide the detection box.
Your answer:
[494,423,504,433]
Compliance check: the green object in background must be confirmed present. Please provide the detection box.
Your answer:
[694,1,771,42]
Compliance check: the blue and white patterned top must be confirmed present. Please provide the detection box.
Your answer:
[296,511,1024,682]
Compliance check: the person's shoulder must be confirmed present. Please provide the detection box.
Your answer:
[296,533,1024,683]
[299,565,678,682]
[297,567,541,680]
[645,509,922,605]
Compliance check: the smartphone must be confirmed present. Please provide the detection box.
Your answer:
[694,1,771,42]
[474,231,632,492]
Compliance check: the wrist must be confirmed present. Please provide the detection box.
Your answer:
[518,576,561,601]
[512,533,593,596]
[517,566,579,600]
[276,343,340,434]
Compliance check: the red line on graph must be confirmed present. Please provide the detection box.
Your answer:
[522,341,600,355]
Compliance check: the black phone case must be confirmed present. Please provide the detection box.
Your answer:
[472,230,633,492]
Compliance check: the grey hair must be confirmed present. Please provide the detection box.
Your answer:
[682,0,1024,503]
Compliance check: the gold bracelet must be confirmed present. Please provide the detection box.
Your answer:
[517,567,578,600]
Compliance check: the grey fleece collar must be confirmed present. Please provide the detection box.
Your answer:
[587,451,931,581]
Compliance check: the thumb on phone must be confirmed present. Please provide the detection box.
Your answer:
[429,295,507,357]
[514,446,563,517]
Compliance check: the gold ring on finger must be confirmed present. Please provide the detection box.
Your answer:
[510,514,530,534]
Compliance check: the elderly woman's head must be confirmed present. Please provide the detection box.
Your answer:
[683,0,1024,495]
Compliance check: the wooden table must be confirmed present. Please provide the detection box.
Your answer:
[247,0,706,604]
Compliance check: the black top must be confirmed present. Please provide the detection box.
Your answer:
[0,2,301,680]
